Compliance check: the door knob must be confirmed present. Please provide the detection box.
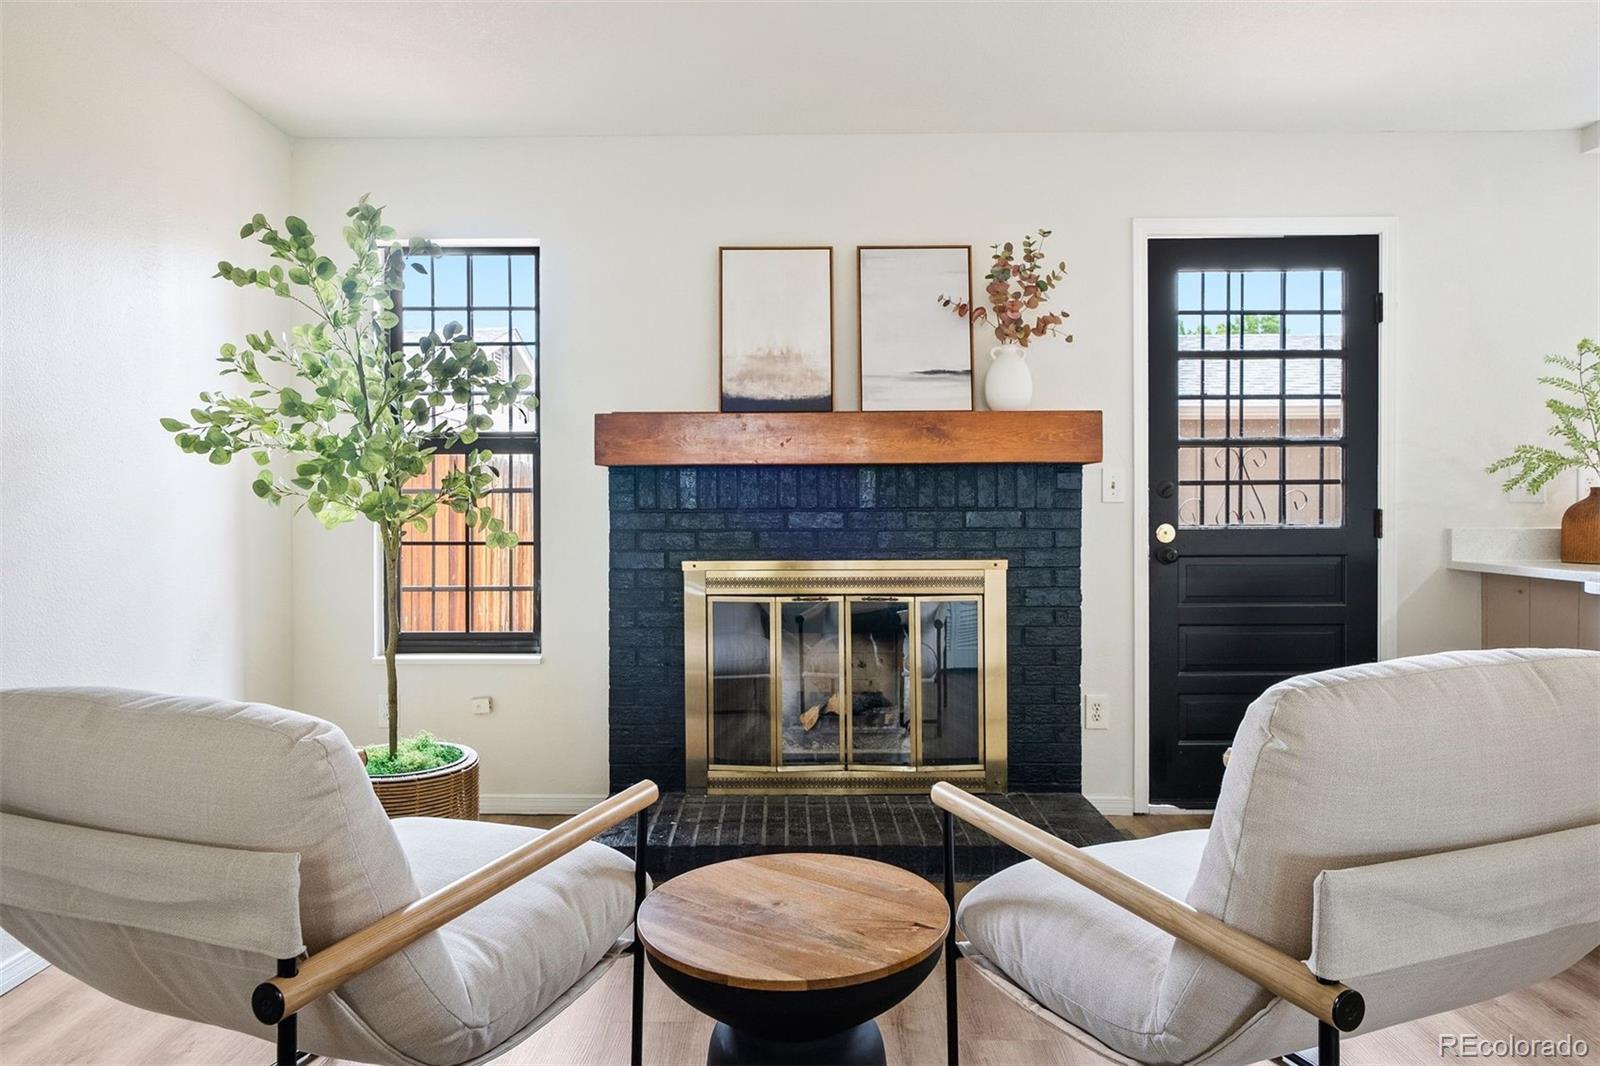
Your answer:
[1155,523,1176,544]
[1156,546,1179,564]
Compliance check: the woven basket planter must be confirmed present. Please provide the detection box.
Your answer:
[364,744,480,820]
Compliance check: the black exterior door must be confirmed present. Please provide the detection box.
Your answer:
[1148,236,1380,807]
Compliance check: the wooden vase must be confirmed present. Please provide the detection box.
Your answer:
[1560,487,1600,564]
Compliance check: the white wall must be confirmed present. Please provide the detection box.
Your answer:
[2,0,296,989]
[289,131,1596,811]
[1,4,294,701]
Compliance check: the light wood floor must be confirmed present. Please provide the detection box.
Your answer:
[2,814,1595,1065]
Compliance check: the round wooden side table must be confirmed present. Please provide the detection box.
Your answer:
[636,852,949,1065]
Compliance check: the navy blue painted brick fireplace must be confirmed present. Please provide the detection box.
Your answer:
[606,462,1085,793]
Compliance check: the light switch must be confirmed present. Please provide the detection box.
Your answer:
[1101,467,1126,503]
[470,696,493,716]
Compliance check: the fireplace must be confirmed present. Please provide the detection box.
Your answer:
[597,409,1103,795]
[683,560,1007,792]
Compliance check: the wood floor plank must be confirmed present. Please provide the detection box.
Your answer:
[3,950,1595,1065]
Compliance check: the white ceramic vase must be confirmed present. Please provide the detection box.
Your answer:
[984,345,1033,410]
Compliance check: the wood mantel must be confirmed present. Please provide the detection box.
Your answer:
[594,411,1102,467]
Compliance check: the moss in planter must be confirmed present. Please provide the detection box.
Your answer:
[363,732,464,777]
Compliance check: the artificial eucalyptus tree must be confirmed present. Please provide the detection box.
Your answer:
[163,196,530,758]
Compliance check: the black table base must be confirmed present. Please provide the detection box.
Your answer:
[649,946,942,1066]
[708,1019,885,1066]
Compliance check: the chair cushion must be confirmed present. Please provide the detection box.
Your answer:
[377,817,638,1065]
[957,829,1208,1058]
[1158,649,1600,1061]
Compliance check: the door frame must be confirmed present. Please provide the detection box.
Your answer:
[1130,218,1399,813]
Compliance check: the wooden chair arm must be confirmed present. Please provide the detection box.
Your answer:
[930,782,1364,1032]
[253,779,659,1024]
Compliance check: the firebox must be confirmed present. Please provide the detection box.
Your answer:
[682,560,1007,792]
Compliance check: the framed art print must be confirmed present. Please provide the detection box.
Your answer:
[719,246,834,412]
[857,245,974,411]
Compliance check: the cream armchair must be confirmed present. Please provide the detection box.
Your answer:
[935,649,1600,1066]
[0,688,657,1066]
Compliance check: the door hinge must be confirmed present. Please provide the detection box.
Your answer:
[1373,508,1384,539]
[1374,292,1385,324]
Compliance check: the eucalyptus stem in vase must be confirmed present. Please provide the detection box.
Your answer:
[940,230,1074,411]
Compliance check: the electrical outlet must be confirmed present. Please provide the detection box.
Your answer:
[1580,469,1600,496]
[1101,467,1126,504]
[1084,693,1109,730]
[470,696,493,716]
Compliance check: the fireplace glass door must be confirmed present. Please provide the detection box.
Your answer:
[919,598,982,766]
[847,598,913,767]
[780,598,844,767]
[709,598,772,767]
[706,591,984,774]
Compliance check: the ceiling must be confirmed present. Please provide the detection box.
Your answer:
[109,1,1599,139]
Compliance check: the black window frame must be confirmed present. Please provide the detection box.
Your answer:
[385,243,541,656]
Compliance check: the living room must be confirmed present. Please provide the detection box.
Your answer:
[2,3,1597,1065]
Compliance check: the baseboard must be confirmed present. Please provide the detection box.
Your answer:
[1147,802,1216,815]
[0,947,48,995]
[480,793,609,816]
[1083,794,1135,816]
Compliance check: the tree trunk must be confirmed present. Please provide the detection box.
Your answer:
[382,525,401,758]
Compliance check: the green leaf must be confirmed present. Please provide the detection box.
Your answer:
[159,417,188,432]
[313,256,336,280]
[410,262,428,274]
[209,449,232,465]
[285,216,309,237]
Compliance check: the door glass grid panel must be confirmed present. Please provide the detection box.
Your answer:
[1176,270,1344,351]
[1175,268,1345,528]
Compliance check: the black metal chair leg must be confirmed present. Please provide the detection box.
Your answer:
[1318,1020,1340,1066]
[943,808,959,1066]
[273,958,306,1066]
[632,806,648,1066]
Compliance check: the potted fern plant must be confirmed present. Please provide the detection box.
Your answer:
[1486,338,1600,563]
[162,196,529,816]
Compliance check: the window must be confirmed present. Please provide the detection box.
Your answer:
[388,246,540,654]
[1174,269,1345,528]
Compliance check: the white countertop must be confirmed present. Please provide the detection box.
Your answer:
[1448,528,1600,594]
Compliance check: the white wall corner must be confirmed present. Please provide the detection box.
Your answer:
[1580,122,1599,155]
[480,793,609,816]
[1083,793,1135,817]
[0,944,48,995]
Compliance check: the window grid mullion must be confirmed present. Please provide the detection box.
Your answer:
[390,246,539,652]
